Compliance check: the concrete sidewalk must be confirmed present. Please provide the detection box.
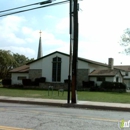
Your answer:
[0,96,130,112]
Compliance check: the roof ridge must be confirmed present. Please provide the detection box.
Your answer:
[27,51,110,67]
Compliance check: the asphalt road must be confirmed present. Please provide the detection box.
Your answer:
[0,103,129,130]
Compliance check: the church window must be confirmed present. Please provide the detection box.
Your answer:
[116,77,119,82]
[97,77,105,82]
[125,72,128,76]
[52,57,61,82]
[18,76,26,80]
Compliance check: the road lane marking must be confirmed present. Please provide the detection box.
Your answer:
[0,126,32,130]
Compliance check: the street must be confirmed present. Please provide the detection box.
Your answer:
[0,103,129,130]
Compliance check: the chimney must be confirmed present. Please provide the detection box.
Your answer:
[37,31,43,59]
[108,58,114,70]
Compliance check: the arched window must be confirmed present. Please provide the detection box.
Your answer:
[52,57,62,82]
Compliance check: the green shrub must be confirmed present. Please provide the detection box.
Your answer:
[100,81,126,90]
[82,81,95,88]
[2,79,11,86]
[64,79,72,84]
[22,79,32,86]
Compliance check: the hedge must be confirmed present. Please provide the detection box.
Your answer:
[22,77,46,86]
[22,79,32,86]
[82,81,95,88]
[100,81,126,90]
[2,79,11,86]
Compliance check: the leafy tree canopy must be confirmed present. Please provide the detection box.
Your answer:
[0,50,16,79]
[0,50,34,79]
[120,28,130,54]
[13,53,34,68]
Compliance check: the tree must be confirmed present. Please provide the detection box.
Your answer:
[0,50,16,79]
[13,53,34,68]
[120,28,130,54]
[0,50,34,79]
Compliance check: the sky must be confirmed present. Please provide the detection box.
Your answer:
[1,0,130,65]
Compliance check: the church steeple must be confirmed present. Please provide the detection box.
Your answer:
[37,31,43,59]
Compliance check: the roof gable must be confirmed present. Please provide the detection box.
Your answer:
[27,51,109,68]
[26,51,68,64]
[10,51,129,74]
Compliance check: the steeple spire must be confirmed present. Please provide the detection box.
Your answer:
[37,30,43,59]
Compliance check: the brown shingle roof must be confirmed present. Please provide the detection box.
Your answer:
[89,69,119,77]
[9,65,29,73]
[114,66,130,72]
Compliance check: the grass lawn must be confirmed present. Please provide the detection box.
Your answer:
[78,91,130,103]
[0,87,130,103]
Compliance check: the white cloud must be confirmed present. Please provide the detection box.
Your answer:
[79,0,130,42]
[0,15,27,45]
[75,0,130,64]
[0,14,69,59]
[0,15,37,58]
[45,42,70,56]
[22,27,33,36]
[6,33,26,45]
[1,0,130,65]
[2,46,35,59]
[44,15,56,19]
[56,17,69,33]
[0,15,26,33]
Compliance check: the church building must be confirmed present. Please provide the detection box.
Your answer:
[9,31,130,89]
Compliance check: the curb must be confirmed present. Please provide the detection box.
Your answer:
[65,104,130,112]
[0,99,64,107]
[0,99,130,112]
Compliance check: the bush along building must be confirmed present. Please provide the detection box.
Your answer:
[8,32,130,91]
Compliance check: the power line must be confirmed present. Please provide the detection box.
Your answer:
[0,0,54,13]
[0,1,40,13]
[0,0,69,18]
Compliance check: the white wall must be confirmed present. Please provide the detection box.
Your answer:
[124,79,130,89]
[78,61,109,74]
[88,63,108,73]
[78,61,109,82]
[11,52,126,85]
[123,71,130,79]
[123,72,130,88]
[106,77,114,82]
[90,71,123,87]
[113,72,123,82]
[29,52,70,83]
[89,77,102,86]
[30,60,43,69]
[29,53,111,83]
[42,52,69,82]
[78,60,89,68]
[90,76,117,86]
[11,73,29,85]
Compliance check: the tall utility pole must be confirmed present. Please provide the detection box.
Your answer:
[67,0,73,104]
[71,0,79,103]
